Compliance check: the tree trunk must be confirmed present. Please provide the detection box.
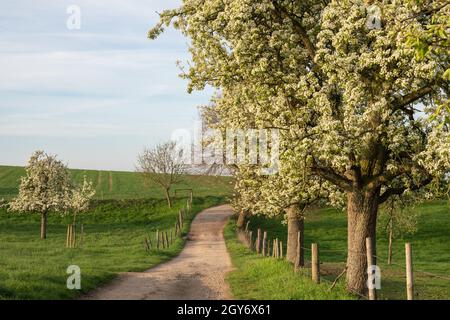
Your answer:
[286,204,304,264]
[40,211,47,239]
[387,218,393,265]
[346,188,379,296]
[164,188,172,208]
[236,210,247,229]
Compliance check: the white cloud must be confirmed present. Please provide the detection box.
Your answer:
[0,0,213,170]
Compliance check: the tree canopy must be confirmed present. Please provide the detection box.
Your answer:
[150,0,449,295]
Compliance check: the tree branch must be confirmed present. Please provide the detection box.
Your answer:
[394,86,434,110]
[311,160,353,191]
[379,176,432,204]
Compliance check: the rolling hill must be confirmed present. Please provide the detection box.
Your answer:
[0,165,233,200]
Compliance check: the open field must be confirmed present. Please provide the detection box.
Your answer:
[0,165,232,299]
[231,201,450,300]
[0,196,225,299]
[0,165,233,200]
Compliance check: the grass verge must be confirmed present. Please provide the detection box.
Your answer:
[223,218,354,300]
[243,201,450,300]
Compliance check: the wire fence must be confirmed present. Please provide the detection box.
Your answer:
[238,223,450,300]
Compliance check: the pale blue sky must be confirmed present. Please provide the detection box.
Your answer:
[0,0,212,171]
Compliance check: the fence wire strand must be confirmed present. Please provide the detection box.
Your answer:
[242,225,450,301]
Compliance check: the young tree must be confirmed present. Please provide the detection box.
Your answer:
[378,195,418,264]
[150,0,450,294]
[9,151,72,239]
[71,176,96,224]
[136,141,186,208]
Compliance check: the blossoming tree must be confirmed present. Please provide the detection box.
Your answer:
[151,0,450,295]
[71,175,96,224]
[9,151,72,239]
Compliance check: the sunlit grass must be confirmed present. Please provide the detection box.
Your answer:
[0,196,224,299]
[227,200,450,300]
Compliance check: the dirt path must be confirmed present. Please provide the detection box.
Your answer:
[82,204,234,300]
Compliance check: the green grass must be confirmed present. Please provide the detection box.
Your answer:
[0,196,225,299]
[240,200,450,300]
[224,220,354,300]
[0,165,233,200]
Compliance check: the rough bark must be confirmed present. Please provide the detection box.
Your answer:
[236,210,247,229]
[346,188,379,296]
[286,204,304,264]
[40,211,47,239]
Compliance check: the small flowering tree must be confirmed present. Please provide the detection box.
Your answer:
[71,176,95,224]
[378,195,419,265]
[9,151,72,239]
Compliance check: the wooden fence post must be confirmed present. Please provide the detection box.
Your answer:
[256,229,261,254]
[163,231,167,248]
[179,211,183,228]
[156,230,160,250]
[366,237,377,300]
[405,243,414,300]
[311,243,320,284]
[80,224,84,248]
[144,237,150,252]
[66,225,70,247]
[272,239,276,257]
[249,231,253,250]
[68,224,72,248]
[72,224,76,248]
[245,221,250,232]
[165,231,169,248]
[262,231,267,256]
[279,240,283,259]
[295,231,304,270]
[67,224,73,248]
[273,238,279,259]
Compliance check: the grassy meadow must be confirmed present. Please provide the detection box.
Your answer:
[0,165,231,300]
[228,201,450,300]
[0,165,232,200]
[0,196,226,299]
